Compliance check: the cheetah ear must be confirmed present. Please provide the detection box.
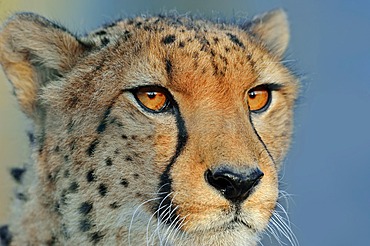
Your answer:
[243,9,290,58]
[0,13,88,118]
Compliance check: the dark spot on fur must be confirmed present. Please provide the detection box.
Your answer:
[109,202,120,209]
[60,189,67,205]
[97,107,112,133]
[162,34,176,44]
[226,33,245,48]
[220,55,228,66]
[54,201,61,214]
[165,58,173,77]
[27,132,35,145]
[64,169,70,178]
[46,236,56,246]
[54,145,60,153]
[131,135,137,140]
[133,173,139,179]
[105,158,113,166]
[79,202,93,215]
[179,41,185,48]
[0,225,12,246]
[143,25,152,31]
[10,167,25,183]
[120,178,129,187]
[213,37,219,44]
[64,155,69,162]
[69,140,76,151]
[67,120,75,133]
[79,219,92,232]
[125,156,133,162]
[114,149,120,155]
[110,118,123,127]
[87,139,99,156]
[62,223,70,239]
[121,134,128,139]
[16,192,27,201]
[136,22,142,27]
[90,231,104,244]
[225,47,230,52]
[247,54,252,60]
[95,30,107,36]
[98,183,108,196]
[136,192,142,197]
[87,170,96,182]
[69,182,79,193]
[210,49,216,57]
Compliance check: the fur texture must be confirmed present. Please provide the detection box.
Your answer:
[0,9,299,245]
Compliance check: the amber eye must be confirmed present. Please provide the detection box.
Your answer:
[246,86,271,112]
[134,87,169,112]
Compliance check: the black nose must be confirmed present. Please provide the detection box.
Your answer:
[205,166,264,203]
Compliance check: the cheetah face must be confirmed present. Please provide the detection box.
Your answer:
[0,9,298,246]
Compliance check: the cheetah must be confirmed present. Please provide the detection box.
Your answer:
[0,9,299,245]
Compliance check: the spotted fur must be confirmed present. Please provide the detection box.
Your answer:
[0,9,299,246]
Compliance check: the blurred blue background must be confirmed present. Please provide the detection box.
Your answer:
[0,1,369,245]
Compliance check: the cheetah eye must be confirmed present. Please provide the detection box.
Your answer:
[133,86,171,113]
[246,85,272,113]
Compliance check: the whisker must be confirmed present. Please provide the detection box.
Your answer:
[128,196,162,246]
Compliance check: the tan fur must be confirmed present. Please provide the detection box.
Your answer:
[0,9,299,246]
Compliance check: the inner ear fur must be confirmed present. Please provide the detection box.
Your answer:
[0,13,88,118]
[243,9,290,58]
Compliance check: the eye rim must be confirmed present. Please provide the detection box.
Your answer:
[132,85,173,113]
[247,83,282,114]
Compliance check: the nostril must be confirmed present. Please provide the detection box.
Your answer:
[205,167,264,203]
[205,170,234,194]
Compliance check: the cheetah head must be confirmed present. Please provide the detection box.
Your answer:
[0,9,298,246]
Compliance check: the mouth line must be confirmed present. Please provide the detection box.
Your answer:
[227,216,252,229]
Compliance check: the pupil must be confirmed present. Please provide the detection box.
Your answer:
[147,92,156,99]
[249,91,256,99]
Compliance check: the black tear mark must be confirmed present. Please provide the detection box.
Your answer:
[157,99,188,226]
[226,33,245,48]
[98,183,108,197]
[96,107,112,134]
[10,167,26,183]
[165,58,173,78]
[87,139,99,156]
[79,219,92,232]
[86,169,96,182]
[79,202,93,215]
[162,34,176,44]
[0,225,12,246]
